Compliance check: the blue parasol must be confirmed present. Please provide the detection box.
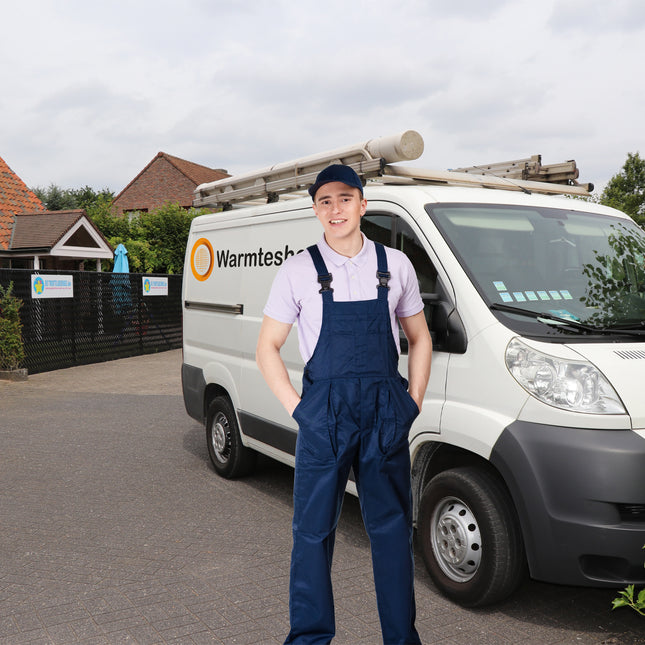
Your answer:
[113,243,130,273]
[111,244,131,315]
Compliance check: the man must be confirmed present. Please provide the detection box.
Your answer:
[256,164,432,645]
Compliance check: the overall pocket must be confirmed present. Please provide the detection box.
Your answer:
[293,381,337,462]
[376,379,420,456]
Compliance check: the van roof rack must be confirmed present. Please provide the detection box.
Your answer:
[193,131,593,210]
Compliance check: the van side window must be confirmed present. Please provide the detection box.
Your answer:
[363,213,443,353]
[362,213,437,294]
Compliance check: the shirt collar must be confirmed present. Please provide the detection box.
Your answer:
[318,233,373,268]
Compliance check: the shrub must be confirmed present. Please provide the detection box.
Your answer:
[0,282,25,370]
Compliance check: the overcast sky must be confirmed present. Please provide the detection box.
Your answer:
[2,0,644,196]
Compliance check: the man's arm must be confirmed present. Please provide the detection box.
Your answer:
[256,315,301,416]
[399,311,432,411]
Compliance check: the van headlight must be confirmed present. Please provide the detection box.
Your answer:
[505,338,626,414]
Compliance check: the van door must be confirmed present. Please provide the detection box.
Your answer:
[362,203,451,434]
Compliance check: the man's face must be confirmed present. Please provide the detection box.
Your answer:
[312,182,366,247]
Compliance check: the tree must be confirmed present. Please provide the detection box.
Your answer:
[32,184,114,211]
[600,152,645,228]
[86,200,203,274]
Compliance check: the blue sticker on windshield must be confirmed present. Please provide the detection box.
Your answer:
[525,291,538,301]
[493,281,507,291]
[560,290,573,300]
[549,290,562,300]
[500,292,513,302]
[513,292,526,302]
[537,291,550,300]
[549,309,580,321]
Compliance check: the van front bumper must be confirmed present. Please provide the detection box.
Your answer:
[490,420,645,587]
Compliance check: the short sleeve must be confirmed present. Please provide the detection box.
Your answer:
[394,253,424,319]
[263,262,300,324]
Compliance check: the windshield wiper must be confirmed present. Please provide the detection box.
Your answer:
[490,303,645,337]
[602,321,645,332]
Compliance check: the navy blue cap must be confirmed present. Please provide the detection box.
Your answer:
[308,164,364,199]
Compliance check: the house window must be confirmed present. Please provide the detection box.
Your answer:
[124,209,146,222]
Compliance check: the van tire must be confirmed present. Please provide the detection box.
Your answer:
[206,396,256,479]
[417,466,525,607]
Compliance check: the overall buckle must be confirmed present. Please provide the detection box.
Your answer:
[377,270,391,290]
[318,273,334,293]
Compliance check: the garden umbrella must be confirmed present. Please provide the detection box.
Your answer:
[111,244,131,315]
[113,243,130,273]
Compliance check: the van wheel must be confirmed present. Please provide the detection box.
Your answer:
[206,396,256,479]
[417,467,525,607]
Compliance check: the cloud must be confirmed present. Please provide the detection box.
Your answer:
[0,0,643,196]
[548,0,645,32]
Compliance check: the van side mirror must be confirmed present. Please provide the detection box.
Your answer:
[421,293,467,354]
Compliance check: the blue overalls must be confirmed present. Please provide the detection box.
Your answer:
[286,242,422,645]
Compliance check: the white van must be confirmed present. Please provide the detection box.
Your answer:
[182,133,645,607]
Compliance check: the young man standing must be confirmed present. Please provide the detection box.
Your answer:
[256,164,432,645]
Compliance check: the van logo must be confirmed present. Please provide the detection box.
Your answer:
[190,238,214,281]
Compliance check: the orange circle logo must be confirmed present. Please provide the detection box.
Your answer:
[191,238,214,281]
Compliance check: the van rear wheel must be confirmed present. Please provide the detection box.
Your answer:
[417,466,525,607]
[206,396,256,478]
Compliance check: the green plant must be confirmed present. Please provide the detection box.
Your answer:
[0,282,25,370]
[612,545,645,616]
[91,202,205,273]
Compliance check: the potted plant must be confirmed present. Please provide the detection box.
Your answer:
[0,282,27,381]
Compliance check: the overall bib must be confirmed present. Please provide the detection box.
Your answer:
[286,243,421,645]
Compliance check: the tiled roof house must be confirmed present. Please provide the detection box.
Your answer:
[0,155,113,270]
[0,155,45,250]
[112,152,229,215]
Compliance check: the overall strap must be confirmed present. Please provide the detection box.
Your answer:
[307,245,334,302]
[374,242,390,299]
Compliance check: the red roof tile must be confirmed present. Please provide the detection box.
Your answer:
[112,152,229,207]
[0,155,45,251]
[163,152,229,186]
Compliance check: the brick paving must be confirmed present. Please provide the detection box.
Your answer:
[0,350,643,644]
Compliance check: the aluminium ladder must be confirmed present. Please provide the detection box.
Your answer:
[193,131,593,210]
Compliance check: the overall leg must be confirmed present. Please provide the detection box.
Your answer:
[355,384,421,645]
[286,384,355,645]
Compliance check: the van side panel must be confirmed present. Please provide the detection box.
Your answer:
[183,208,318,460]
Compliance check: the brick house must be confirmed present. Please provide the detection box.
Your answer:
[112,152,229,216]
[0,155,113,270]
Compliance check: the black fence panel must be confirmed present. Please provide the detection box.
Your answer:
[0,269,183,374]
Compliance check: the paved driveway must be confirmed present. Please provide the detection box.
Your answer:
[0,350,643,644]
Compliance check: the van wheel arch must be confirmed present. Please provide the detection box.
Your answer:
[203,384,229,420]
[412,442,495,523]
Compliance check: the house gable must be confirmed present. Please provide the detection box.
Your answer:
[112,152,229,215]
[51,214,112,259]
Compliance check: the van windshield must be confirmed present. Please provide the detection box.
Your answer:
[426,202,645,337]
